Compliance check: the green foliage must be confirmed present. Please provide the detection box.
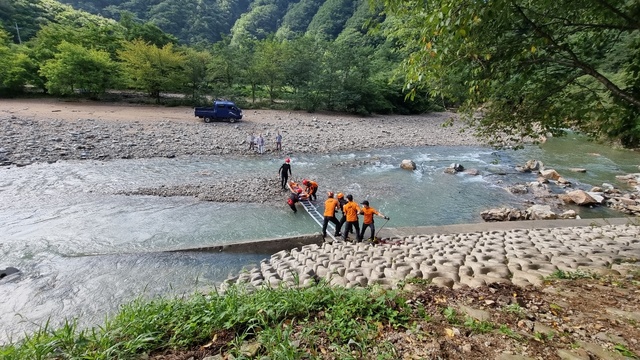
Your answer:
[380,0,640,148]
[546,269,598,280]
[275,0,324,40]
[39,41,121,96]
[0,29,34,95]
[118,11,177,47]
[463,316,494,334]
[118,39,186,102]
[181,46,213,103]
[0,283,411,359]
[307,0,357,40]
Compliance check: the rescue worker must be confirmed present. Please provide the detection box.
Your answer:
[342,194,362,242]
[335,192,347,236]
[302,179,319,201]
[288,188,302,213]
[322,191,341,239]
[359,200,389,242]
[278,158,291,190]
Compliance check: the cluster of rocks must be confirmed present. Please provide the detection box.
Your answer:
[481,160,640,221]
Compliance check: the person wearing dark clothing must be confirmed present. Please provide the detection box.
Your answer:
[287,188,301,212]
[335,192,347,235]
[278,158,292,190]
[342,194,362,242]
[322,192,341,238]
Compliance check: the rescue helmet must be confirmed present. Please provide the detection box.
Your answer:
[297,188,302,193]
[337,193,344,199]
[327,191,334,198]
[302,179,309,185]
[285,158,290,163]
[346,194,353,201]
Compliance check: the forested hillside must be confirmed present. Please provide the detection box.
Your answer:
[0,0,637,148]
[46,0,372,44]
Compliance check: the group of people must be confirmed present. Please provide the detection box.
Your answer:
[322,192,389,243]
[279,157,389,242]
[248,131,282,154]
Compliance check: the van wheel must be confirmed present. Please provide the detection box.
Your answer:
[229,118,236,123]
[204,117,212,123]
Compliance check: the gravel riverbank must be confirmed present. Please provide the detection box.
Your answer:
[1,98,480,167]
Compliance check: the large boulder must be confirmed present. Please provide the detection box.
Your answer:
[559,189,598,206]
[540,169,561,181]
[400,159,416,170]
[526,205,558,220]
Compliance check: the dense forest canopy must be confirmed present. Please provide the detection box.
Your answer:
[0,0,638,148]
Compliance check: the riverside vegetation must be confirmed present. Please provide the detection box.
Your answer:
[1,267,639,359]
[1,0,639,148]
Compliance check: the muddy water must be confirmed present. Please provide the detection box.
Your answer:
[0,137,636,342]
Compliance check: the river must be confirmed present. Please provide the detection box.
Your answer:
[0,134,637,343]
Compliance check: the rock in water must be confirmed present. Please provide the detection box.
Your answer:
[400,159,416,170]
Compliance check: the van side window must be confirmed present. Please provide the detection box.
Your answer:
[217,104,224,108]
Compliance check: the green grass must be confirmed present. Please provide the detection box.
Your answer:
[545,269,598,280]
[0,282,411,359]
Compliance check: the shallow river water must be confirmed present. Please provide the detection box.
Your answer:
[0,135,637,342]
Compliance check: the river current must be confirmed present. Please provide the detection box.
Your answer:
[0,135,637,342]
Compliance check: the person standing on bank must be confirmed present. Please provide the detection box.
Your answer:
[322,192,341,239]
[257,133,265,154]
[302,179,318,201]
[342,194,362,242]
[275,131,282,151]
[278,158,292,190]
[359,200,389,242]
[288,188,302,213]
[335,192,347,236]
[248,133,255,151]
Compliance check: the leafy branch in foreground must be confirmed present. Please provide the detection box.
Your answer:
[379,0,640,148]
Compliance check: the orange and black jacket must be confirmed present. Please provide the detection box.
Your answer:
[343,201,361,222]
[324,198,339,217]
[360,207,381,224]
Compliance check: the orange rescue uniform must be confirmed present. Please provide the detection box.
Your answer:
[361,207,382,224]
[324,198,339,217]
[343,201,361,222]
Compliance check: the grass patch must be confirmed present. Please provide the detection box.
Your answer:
[463,317,494,334]
[545,269,598,281]
[498,324,523,341]
[502,303,526,318]
[614,343,639,359]
[0,282,411,359]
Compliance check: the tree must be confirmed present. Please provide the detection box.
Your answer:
[118,39,186,103]
[252,37,288,103]
[39,41,121,96]
[208,37,243,97]
[181,46,213,103]
[0,28,33,95]
[380,0,640,148]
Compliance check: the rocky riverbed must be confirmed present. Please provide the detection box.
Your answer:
[0,98,480,167]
